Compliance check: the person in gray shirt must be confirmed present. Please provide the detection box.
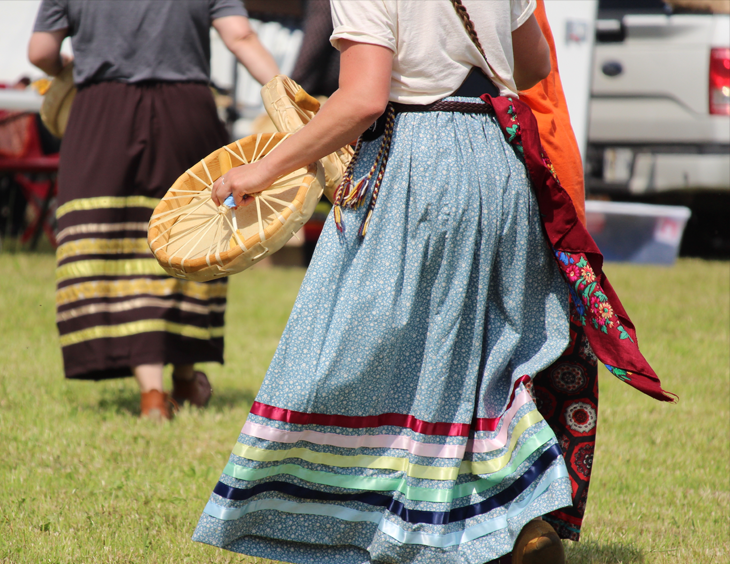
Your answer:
[30,0,277,85]
[28,0,279,421]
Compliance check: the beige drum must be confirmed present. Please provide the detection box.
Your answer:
[261,75,353,203]
[39,63,76,138]
[148,132,324,281]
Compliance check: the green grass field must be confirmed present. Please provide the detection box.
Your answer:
[0,255,727,564]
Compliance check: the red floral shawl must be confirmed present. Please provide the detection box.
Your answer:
[481,93,676,403]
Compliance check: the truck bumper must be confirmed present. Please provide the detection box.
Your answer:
[588,146,730,194]
[630,152,730,194]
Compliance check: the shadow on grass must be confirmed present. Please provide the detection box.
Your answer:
[207,387,257,411]
[96,386,256,416]
[0,237,57,256]
[565,540,644,564]
[97,386,139,416]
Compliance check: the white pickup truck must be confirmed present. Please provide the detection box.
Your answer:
[586,0,730,255]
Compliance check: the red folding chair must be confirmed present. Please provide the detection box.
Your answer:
[0,90,59,249]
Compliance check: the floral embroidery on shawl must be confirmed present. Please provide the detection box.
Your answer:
[556,250,634,342]
[483,93,675,402]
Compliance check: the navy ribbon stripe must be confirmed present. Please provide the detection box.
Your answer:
[212,444,562,526]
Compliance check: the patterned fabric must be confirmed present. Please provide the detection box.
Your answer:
[56,82,228,379]
[480,93,674,404]
[533,316,598,541]
[193,100,574,563]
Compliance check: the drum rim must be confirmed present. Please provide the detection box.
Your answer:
[148,132,319,276]
[40,63,76,138]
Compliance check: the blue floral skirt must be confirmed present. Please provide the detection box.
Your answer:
[193,99,574,563]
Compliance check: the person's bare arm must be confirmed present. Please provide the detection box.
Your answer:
[28,29,70,76]
[212,15,279,85]
[512,14,551,91]
[212,40,392,207]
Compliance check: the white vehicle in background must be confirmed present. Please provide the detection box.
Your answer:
[586,0,730,256]
[542,0,599,158]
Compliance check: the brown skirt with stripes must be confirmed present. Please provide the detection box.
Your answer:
[56,81,229,380]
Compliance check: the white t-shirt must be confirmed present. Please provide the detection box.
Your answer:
[330,0,536,103]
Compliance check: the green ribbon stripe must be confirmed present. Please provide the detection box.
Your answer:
[223,426,555,504]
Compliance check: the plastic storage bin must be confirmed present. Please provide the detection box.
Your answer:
[585,200,692,265]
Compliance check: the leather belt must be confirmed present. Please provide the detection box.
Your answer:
[391,100,493,114]
[361,68,498,141]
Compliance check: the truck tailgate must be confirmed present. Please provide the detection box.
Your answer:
[590,14,730,144]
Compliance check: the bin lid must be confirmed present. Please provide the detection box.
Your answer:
[585,200,692,219]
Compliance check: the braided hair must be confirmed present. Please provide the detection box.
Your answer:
[449,0,487,61]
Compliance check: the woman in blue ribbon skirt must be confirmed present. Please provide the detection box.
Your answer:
[195,1,572,562]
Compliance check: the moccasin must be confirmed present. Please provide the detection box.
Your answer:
[140,389,177,421]
[172,370,212,408]
[512,520,565,564]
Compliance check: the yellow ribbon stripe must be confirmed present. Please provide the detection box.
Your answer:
[56,278,227,307]
[56,196,160,220]
[56,259,167,283]
[232,443,458,481]
[59,319,225,347]
[459,409,544,475]
[57,238,152,262]
[231,409,545,482]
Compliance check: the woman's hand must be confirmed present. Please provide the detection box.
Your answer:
[211,160,275,207]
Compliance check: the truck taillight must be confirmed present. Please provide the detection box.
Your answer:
[709,48,730,116]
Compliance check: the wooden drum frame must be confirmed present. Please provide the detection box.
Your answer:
[148,132,324,281]
[39,63,76,139]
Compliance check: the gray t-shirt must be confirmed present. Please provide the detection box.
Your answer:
[33,0,248,84]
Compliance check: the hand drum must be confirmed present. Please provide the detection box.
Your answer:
[148,132,324,281]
